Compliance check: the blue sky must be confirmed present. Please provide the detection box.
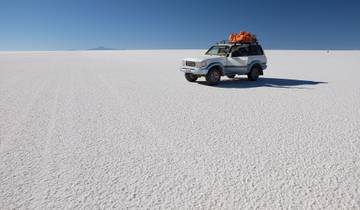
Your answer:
[0,0,359,50]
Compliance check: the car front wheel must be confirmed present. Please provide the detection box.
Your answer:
[205,68,221,85]
[185,73,198,82]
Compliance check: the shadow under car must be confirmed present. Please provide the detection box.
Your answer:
[198,77,327,89]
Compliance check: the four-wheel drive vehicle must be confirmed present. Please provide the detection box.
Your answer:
[180,32,267,85]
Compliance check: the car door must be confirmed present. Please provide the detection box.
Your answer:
[226,46,249,74]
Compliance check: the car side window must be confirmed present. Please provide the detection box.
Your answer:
[248,45,264,56]
[231,47,249,57]
[218,48,228,55]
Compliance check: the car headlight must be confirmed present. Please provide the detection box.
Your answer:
[195,61,207,68]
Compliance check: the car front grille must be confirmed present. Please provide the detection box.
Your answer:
[186,61,196,67]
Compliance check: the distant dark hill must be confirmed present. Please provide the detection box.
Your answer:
[87,46,117,51]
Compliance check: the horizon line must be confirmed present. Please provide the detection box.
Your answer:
[0,48,360,52]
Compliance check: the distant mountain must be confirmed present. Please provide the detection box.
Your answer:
[87,46,117,51]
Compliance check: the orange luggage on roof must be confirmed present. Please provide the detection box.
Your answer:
[228,31,256,43]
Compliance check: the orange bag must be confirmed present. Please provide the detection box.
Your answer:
[228,31,256,43]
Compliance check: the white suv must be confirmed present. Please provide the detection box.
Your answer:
[180,42,267,85]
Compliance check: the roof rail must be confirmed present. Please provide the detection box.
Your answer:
[215,40,228,45]
[215,40,259,45]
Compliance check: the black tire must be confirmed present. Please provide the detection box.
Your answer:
[185,73,198,82]
[227,75,236,79]
[247,66,261,81]
[205,68,221,85]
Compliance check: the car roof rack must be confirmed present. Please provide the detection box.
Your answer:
[215,40,259,46]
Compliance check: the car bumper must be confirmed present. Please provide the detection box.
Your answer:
[180,66,208,75]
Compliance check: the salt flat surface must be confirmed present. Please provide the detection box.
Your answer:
[0,50,359,209]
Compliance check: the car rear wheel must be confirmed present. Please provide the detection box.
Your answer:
[247,67,261,81]
[206,68,221,85]
[185,73,198,82]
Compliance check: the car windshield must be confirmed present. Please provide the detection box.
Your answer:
[205,46,229,56]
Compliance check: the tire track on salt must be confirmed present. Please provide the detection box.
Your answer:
[0,73,54,155]
[92,71,224,208]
